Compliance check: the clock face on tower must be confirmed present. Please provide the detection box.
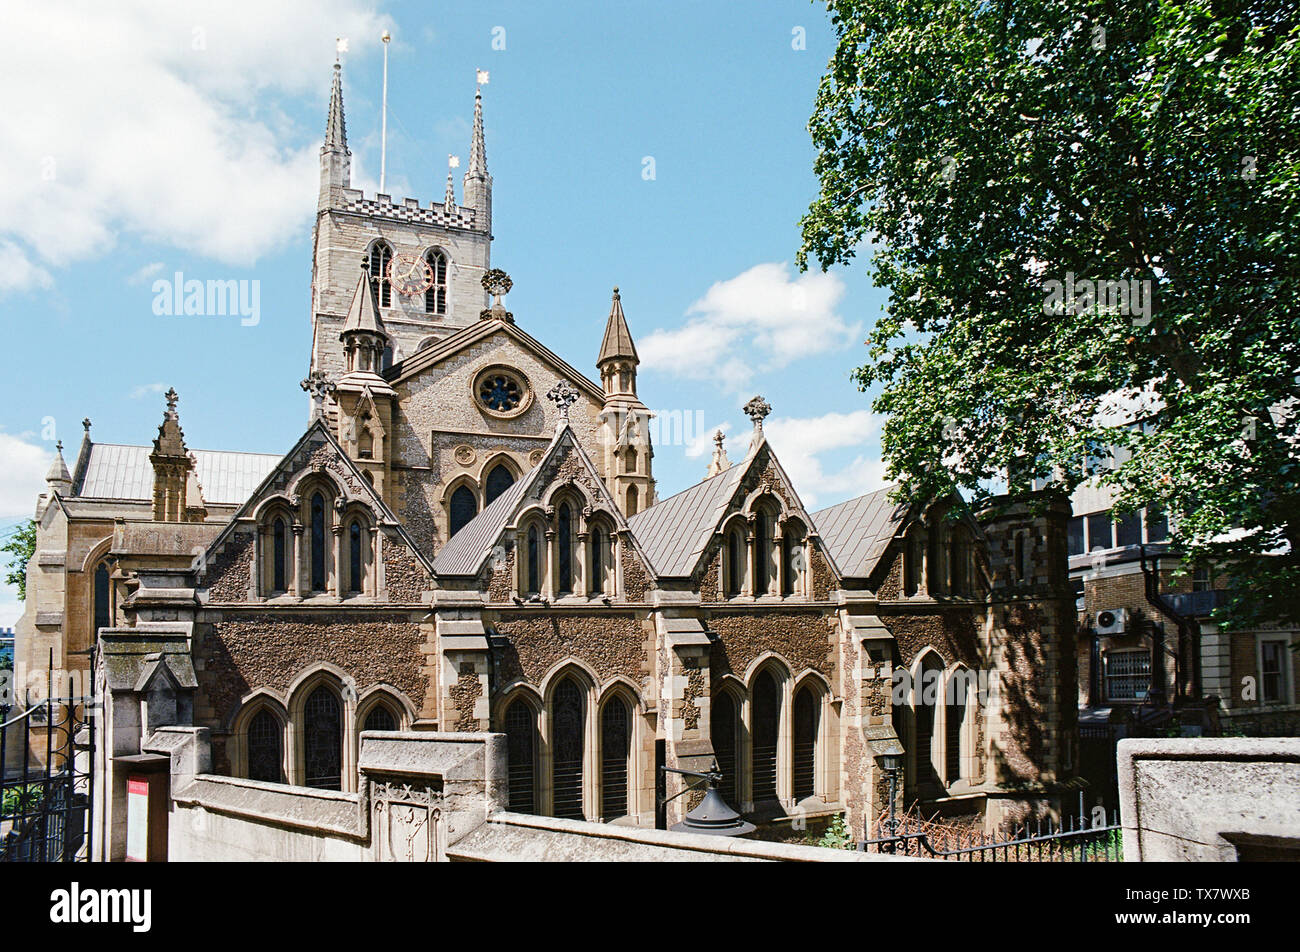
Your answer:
[387,253,434,296]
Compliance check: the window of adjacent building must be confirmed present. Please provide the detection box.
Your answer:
[600,695,631,821]
[1261,640,1288,704]
[424,249,448,315]
[1104,649,1151,702]
[449,485,477,538]
[1146,507,1169,542]
[1193,566,1212,592]
[1068,517,1085,557]
[1087,511,1113,551]
[303,687,342,789]
[552,678,585,820]
[484,464,515,505]
[1115,511,1142,548]
[504,698,538,814]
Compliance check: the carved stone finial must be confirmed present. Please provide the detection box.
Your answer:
[479,269,514,322]
[744,395,772,430]
[300,370,338,423]
[165,387,179,414]
[546,380,581,424]
[82,417,92,433]
[55,440,63,453]
[707,429,731,478]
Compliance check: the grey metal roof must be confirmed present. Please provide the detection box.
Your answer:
[626,464,747,578]
[811,485,909,580]
[77,443,281,505]
[432,467,534,576]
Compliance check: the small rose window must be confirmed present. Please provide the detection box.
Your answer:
[473,366,531,417]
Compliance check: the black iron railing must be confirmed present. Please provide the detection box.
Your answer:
[860,812,1123,862]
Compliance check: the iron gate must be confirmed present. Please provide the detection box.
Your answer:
[0,667,94,862]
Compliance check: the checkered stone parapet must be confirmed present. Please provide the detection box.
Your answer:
[341,192,482,231]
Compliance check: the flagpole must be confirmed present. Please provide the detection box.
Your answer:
[380,30,391,194]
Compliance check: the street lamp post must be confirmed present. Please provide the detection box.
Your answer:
[874,743,905,844]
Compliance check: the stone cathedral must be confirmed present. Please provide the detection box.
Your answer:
[15,64,1080,857]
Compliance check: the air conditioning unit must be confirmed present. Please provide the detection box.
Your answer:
[1095,607,1129,636]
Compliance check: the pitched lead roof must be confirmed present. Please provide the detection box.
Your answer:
[625,464,747,578]
[811,485,908,580]
[76,444,281,506]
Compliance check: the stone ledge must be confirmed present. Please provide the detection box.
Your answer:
[172,774,367,840]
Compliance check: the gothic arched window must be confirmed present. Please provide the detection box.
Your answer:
[348,522,364,593]
[600,695,631,821]
[552,678,585,819]
[449,485,478,538]
[303,687,342,790]
[272,518,287,592]
[589,526,604,596]
[92,562,111,642]
[425,249,448,315]
[946,671,968,783]
[557,503,573,594]
[485,464,515,505]
[793,685,818,801]
[624,446,638,474]
[504,698,538,814]
[526,525,541,595]
[310,493,327,592]
[752,670,780,801]
[782,522,806,597]
[247,709,283,783]
[625,484,639,517]
[754,510,773,595]
[712,690,738,805]
[363,704,397,733]
[725,528,743,597]
[368,241,393,307]
[913,654,944,788]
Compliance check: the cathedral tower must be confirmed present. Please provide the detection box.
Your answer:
[309,65,493,381]
[596,288,656,515]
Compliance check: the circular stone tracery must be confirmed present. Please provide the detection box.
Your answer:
[472,365,532,419]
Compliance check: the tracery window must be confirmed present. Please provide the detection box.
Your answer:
[485,464,515,505]
[303,686,342,790]
[504,698,538,814]
[600,695,631,820]
[424,249,448,315]
[449,485,478,537]
[348,521,364,593]
[478,373,522,412]
[247,709,283,783]
[552,678,585,820]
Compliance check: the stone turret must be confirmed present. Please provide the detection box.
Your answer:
[596,287,655,515]
[149,389,206,523]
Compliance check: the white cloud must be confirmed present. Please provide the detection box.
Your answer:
[639,263,860,393]
[127,262,165,285]
[130,382,168,399]
[0,1,391,292]
[684,421,733,459]
[0,433,52,520]
[0,241,53,292]
[764,409,889,508]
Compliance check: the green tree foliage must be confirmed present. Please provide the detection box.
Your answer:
[800,0,1300,629]
[2,520,37,601]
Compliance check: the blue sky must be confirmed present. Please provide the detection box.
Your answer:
[0,0,891,626]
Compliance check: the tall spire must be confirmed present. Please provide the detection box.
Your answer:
[325,61,348,151]
[469,87,487,176]
[598,286,639,367]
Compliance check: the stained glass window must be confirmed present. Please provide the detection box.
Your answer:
[363,704,396,733]
[247,709,282,783]
[310,493,326,592]
[601,696,630,820]
[93,562,111,641]
[478,373,522,412]
[304,687,341,790]
[485,464,514,505]
[793,686,817,801]
[552,679,584,819]
[712,691,737,805]
[504,699,537,814]
[449,485,477,537]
